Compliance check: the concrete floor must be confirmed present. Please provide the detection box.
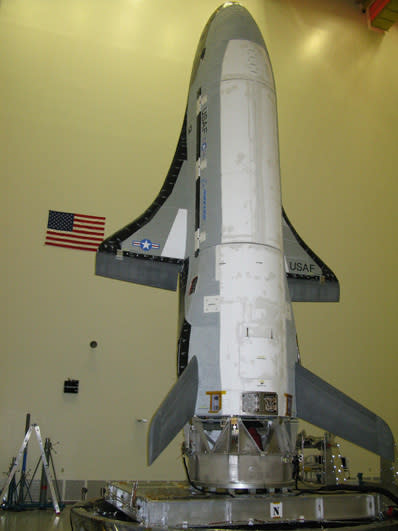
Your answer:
[0,506,72,530]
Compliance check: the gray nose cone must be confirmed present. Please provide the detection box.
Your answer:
[190,2,266,87]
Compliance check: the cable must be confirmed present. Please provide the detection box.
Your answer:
[182,455,206,494]
[295,483,398,506]
[181,454,234,496]
[292,454,300,490]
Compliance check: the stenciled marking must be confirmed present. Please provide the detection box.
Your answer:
[206,390,226,413]
[288,260,316,273]
[195,88,202,244]
[132,239,160,251]
[270,502,283,519]
[195,91,208,228]
[200,95,208,223]
[201,178,207,221]
[204,295,220,313]
[201,97,208,139]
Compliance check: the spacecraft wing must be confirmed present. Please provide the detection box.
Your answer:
[148,356,198,465]
[283,209,340,302]
[295,363,395,461]
[96,115,190,291]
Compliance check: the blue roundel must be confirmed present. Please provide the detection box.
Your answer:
[140,239,152,250]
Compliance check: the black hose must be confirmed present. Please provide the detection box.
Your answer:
[296,483,398,506]
[182,455,234,496]
[182,454,206,494]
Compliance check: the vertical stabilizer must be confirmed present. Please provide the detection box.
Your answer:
[148,357,198,465]
[296,363,395,461]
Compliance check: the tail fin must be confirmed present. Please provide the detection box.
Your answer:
[295,363,395,461]
[148,356,198,465]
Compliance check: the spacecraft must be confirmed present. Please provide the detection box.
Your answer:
[96,1,394,490]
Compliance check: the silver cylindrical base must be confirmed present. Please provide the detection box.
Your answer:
[184,416,298,489]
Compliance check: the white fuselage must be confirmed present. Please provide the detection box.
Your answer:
[190,39,297,418]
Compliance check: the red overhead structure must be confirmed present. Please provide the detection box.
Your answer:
[365,0,398,31]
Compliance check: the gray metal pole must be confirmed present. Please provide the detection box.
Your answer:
[17,413,30,505]
[39,438,51,508]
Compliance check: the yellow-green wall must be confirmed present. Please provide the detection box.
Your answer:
[1,0,397,482]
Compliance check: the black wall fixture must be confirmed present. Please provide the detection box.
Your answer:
[64,379,79,394]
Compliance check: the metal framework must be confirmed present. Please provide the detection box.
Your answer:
[0,424,61,514]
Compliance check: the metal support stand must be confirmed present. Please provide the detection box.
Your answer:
[0,424,61,514]
[17,413,31,505]
[4,458,18,508]
[39,438,51,508]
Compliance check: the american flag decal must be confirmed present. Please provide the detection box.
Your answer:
[45,210,105,252]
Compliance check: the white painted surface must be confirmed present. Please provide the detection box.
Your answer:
[220,40,281,248]
[204,295,221,313]
[216,40,291,415]
[162,208,188,259]
[217,244,291,415]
